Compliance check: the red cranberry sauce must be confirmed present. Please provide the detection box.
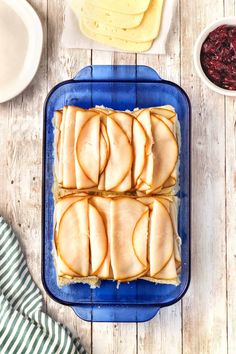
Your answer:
[200,24,236,90]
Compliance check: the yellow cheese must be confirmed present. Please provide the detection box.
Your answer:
[81,0,151,15]
[80,20,153,52]
[80,0,144,29]
[80,0,164,42]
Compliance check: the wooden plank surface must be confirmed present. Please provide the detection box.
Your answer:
[0,0,235,353]
[225,2,236,354]
[181,1,227,354]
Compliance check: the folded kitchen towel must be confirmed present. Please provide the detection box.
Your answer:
[0,216,87,354]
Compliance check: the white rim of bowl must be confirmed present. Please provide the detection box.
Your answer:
[0,0,43,103]
[193,16,236,96]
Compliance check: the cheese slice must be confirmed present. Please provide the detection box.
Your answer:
[81,0,164,42]
[110,198,148,280]
[80,0,144,29]
[80,0,151,15]
[80,20,153,53]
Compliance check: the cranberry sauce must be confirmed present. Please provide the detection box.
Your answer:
[200,24,236,90]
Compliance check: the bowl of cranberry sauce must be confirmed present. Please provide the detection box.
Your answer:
[194,17,236,96]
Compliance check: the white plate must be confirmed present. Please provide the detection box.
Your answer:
[0,0,43,103]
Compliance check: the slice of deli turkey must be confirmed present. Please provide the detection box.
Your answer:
[147,115,178,193]
[54,110,62,183]
[57,198,90,276]
[99,122,109,174]
[132,209,149,267]
[76,115,100,184]
[110,198,148,280]
[109,112,133,191]
[54,195,84,233]
[62,106,80,188]
[74,110,99,189]
[89,197,112,278]
[132,118,147,185]
[149,200,174,276]
[58,106,67,185]
[136,109,154,188]
[54,196,82,277]
[56,254,80,277]
[153,253,177,280]
[105,117,133,191]
[89,203,108,275]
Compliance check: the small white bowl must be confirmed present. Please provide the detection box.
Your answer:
[194,16,236,96]
[0,0,43,103]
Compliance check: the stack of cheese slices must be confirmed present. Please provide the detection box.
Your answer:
[54,195,181,286]
[53,104,181,286]
[54,105,179,196]
[69,0,164,52]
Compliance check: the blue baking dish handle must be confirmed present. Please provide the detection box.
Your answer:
[72,305,160,323]
[73,65,162,82]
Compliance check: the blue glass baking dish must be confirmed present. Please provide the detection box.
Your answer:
[42,65,191,322]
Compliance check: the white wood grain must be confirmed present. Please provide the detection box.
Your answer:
[225,95,236,354]
[181,1,227,354]
[225,2,236,354]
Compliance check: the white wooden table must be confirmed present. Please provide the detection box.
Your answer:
[0,1,235,353]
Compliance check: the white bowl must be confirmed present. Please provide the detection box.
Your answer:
[0,0,43,103]
[194,16,236,96]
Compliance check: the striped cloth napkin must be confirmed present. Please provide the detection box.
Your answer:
[0,216,87,354]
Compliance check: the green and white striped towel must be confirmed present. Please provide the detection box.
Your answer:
[0,216,87,354]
